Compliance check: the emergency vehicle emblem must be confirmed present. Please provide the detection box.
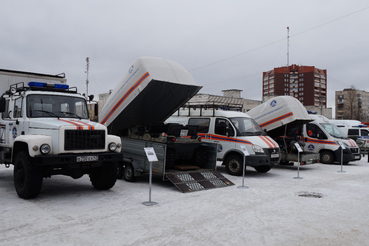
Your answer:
[12,127,17,139]
[217,144,223,153]
[270,100,277,107]
[308,144,314,151]
[129,65,134,73]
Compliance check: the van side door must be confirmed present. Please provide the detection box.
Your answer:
[304,123,328,153]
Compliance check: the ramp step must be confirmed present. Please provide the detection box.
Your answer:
[166,170,234,193]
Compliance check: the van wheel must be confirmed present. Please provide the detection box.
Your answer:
[123,163,136,182]
[14,151,43,199]
[254,165,272,173]
[225,155,243,176]
[320,151,334,164]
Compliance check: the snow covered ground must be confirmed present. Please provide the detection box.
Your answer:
[1,158,369,246]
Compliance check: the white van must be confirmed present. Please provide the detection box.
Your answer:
[337,126,369,154]
[330,119,364,129]
[247,96,360,165]
[166,107,281,175]
[304,114,361,163]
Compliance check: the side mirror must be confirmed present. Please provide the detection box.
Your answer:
[88,95,94,102]
[94,103,98,117]
[0,97,5,113]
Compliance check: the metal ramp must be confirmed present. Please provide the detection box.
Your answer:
[166,170,234,193]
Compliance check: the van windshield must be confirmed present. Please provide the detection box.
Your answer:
[320,123,347,139]
[230,117,264,136]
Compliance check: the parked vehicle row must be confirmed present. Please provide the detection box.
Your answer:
[0,57,363,199]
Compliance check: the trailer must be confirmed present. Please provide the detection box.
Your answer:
[247,96,320,165]
[99,57,233,192]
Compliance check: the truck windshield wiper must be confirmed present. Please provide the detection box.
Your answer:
[34,110,59,119]
[59,111,81,120]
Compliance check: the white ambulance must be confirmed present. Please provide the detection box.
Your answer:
[166,106,281,176]
[306,114,361,163]
[248,96,361,164]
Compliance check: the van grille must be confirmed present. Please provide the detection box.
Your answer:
[350,147,359,154]
[267,148,280,160]
[65,130,105,150]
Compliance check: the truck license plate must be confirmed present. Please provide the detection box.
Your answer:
[271,154,279,158]
[77,156,99,162]
[355,155,360,159]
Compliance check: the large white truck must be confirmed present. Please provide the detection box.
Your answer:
[166,104,281,175]
[248,96,360,164]
[99,57,233,192]
[0,69,123,199]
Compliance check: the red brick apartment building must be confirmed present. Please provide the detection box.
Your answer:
[262,64,327,108]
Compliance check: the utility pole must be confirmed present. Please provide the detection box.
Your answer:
[287,27,289,67]
[86,57,90,97]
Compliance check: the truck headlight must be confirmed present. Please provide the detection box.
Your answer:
[40,144,51,155]
[252,144,264,153]
[108,142,117,152]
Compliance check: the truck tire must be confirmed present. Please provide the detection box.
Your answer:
[254,165,272,173]
[116,162,124,179]
[123,163,136,182]
[89,162,117,190]
[320,151,334,164]
[14,151,43,199]
[225,155,244,176]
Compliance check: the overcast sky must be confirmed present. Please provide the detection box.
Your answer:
[1,1,368,110]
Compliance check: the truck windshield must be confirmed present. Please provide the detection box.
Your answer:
[230,117,264,136]
[27,94,89,119]
[320,123,347,139]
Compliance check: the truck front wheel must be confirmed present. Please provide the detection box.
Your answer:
[225,155,243,176]
[254,165,272,173]
[14,151,43,199]
[89,162,117,190]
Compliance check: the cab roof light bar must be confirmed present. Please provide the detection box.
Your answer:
[28,81,69,90]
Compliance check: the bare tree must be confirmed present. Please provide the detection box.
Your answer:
[343,85,358,120]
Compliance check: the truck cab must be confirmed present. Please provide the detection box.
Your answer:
[167,106,281,175]
[0,74,122,199]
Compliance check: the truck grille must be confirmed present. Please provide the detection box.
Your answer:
[65,130,105,150]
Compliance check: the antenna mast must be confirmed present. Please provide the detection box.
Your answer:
[86,57,90,96]
[287,27,289,67]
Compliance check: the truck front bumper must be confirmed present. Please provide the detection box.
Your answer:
[34,152,123,167]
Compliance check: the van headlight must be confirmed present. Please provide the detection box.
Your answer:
[252,144,264,153]
[356,139,365,147]
[40,144,51,155]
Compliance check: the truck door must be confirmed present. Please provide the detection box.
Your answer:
[9,96,27,145]
[0,98,11,146]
